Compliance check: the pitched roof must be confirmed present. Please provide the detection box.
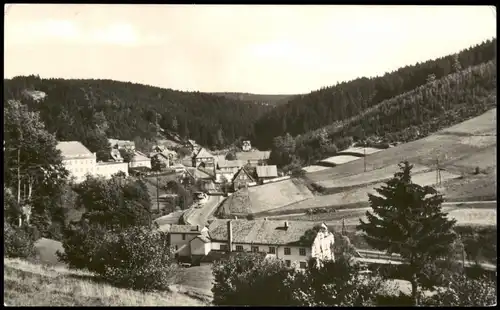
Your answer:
[232,167,255,182]
[256,165,278,178]
[208,219,319,246]
[132,151,150,162]
[194,235,211,243]
[57,141,93,158]
[236,151,271,161]
[185,167,214,180]
[194,147,214,159]
[218,160,246,169]
[169,224,202,234]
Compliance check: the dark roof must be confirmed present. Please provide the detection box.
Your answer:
[236,151,271,161]
[217,160,246,169]
[232,167,255,182]
[208,219,318,246]
[169,224,202,234]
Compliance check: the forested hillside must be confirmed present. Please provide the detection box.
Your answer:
[3,77,271,157]
[212,92,296,106]
[254,39,496,149]
[270,60,497,169]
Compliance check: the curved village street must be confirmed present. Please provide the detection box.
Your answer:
[184,195,224,227]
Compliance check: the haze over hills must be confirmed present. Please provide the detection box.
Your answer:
[211,92,297,106]
[3,39,496,162]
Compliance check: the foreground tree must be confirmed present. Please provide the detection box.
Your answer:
[3,100,68,234]
[357,161,457,306]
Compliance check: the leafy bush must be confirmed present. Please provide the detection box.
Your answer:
[4,222,36,259]
[99,226,179,291]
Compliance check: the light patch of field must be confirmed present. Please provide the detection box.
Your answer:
[448,209,497,226]
[274,170,461,215]
[3,258,208,306]
[319,155,361,166]
[306,110,497,183]
[442,172,497,201]
[338,147,384,156]
[302,165,331,173]
[247,179,314,214]
[439,108,496,136]
[314,163,430,190]
[34,238,64,266]
[447,146,496,172]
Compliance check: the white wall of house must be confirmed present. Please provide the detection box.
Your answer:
[190,238,211,256]
[311,229,335,261]
[170,233,200,256]
[95,162,129,179]
[129,159,152,169]
[62,154,97,183]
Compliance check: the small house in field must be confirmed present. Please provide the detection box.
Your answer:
[129,151,152,169]
[231,166,256,190]
[242,140,252,152]
[256,165,278,183]
[192,147,215,168]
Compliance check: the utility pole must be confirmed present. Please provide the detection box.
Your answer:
[156,171,160,212]
[363,143,367,172]
[17,147,22,227]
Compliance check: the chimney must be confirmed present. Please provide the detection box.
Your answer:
[227,220,233,253]
[264,217,268,221]
[196,224,200,231]
[234,216,238,220]
[284,221,289,228]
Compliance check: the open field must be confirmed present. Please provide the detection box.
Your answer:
[267,170,462,215]
[439,108,496,136]
[302,165,331,173]
[306,109,497,183]
[319,155,361,166]
[3,258,208,306]
[220,179,314,215]
[441,172,497,201]
[313,163,431,192]
[337,147,384,156]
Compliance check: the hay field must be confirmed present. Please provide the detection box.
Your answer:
[302,165,331,173]
[314,163,430,191]
[272,170,461,215]
[3,258,208,306]
[306,109,497,183]
[337,147,384,156]
[439,108,496,136]
[442,172,497,201]
[319,155,361,166]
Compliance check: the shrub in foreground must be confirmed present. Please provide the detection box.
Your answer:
[100,226,179,291]
[4,222,36,259]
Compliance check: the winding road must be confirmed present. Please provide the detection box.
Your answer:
[184,195,225,227]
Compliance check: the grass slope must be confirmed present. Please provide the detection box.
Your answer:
[3,258,209,306]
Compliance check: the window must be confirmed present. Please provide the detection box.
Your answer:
[299,262,307,269]
[220,244,228,251]
[284,247,291,255]
[182,234,186,240]
[299,248,306,256]
[236,245,244,252]
[285,260,291,267]
[268,247,276,254]
[251,246,259,253]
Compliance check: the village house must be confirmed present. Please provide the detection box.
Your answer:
[168,224,210,262]
[182,167,217,192]
[57,141,96,183]
[150,151,171,168]
[110,148,124,162]
[192,147,216,168]
[256,165,279,183]
[185,139,200,155]
[169,219,335,268]
[108,139,135,151]
[242,140,252,152]
[216,159,246,183]
[235,150,271,166]
[96,162,129,179]
[231,166,256,190]
[129,151,152,169]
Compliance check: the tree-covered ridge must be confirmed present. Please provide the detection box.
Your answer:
[271,60,497,168]
[3,77,272,151]
[211,92,296,106]
[254,38,496,149]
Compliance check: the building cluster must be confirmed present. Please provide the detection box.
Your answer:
[166,219,335,268]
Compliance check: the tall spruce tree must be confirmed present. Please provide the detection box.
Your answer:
[357,161,457,306]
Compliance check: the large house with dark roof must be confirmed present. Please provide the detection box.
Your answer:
[167,219,335,268]
[232,166,256,190]
[192,147,215,168]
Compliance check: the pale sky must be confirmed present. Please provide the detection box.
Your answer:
[4,4,496,94]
